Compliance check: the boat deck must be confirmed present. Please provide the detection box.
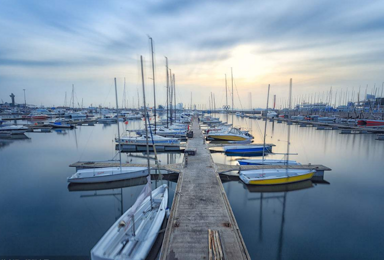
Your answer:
[160,117,250,260]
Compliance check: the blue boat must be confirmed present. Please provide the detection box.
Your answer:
[223,145,272,155]
[238,159,300,165]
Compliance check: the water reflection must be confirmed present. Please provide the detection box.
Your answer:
[0,134,30,150]
[244,182,314,260]
[243,180,314,193]
[68,177,149,192]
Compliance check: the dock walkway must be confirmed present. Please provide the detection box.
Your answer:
[160,117,250,260]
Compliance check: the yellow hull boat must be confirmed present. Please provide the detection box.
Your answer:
[240,168,315,185]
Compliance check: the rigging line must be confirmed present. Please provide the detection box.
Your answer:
[253,117,264,141]
[78,125,97,161]
[234,80,244,110]
[101,82,114,108]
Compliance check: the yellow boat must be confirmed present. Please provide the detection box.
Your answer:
[207,127,253,141]
[239,168,315,185]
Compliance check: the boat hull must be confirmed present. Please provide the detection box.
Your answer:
[208,135,249,141]
[238,159,299,165]
[31,115,49,119]
[224,146,272,154]
[357,120,384,126]
[240,169,315,185]
[67,167,149,183]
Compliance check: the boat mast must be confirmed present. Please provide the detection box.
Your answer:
[287,78,292,165]
[225,74,228,112]
[173,74,176,122]
[72,84,75,109]
[114,78,122,170]
[165,57,169,128]
[137,89,140,110]
[123,77,126,109]
[262,84,270,161]
[140,55,153,209]
[169,69,173,125]
[231,68,234,125]
[149,36,157,134]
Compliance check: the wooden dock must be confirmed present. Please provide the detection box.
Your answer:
[160,117,250,260]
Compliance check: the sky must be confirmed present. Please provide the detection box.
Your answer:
[0,0,384,109]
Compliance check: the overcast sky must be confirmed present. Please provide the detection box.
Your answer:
[1,0,384,109]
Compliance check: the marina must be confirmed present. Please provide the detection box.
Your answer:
[1,111,384,259]
[2,1,384,258]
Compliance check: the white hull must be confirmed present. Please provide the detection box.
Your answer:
[91,184,168,260]
[67,167,149,183]
[0,125,28,134]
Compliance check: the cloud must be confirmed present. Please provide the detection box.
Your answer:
[0,0,384,108]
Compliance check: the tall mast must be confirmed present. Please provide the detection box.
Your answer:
[287,79,292,165]
[214,93,216,111]
[190,92,192,110]
[165,57,169,128]
[262,84,270,161]
[140,55,153,209]
[250,92,252,110]
[231,68,234,125]
[72,84,75,109]
[169,69,173,125]
[149,36,157,134]
[225,74,228,112]
[114,78,122,170]
[173,74,176,122]
[137,89,140,110]
[123,78,126,109]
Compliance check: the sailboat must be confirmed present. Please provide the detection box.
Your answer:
[206,126,253,141]
[238,84,297,165]
[223,145,272,155]
[207,68,253,142]
[239,80,315,185]
[239,168,315,185]
[91,55,168,260]
[67,79,149,184]
[91,179,168,260]
[238,159,300,166]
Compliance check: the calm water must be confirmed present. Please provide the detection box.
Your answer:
[1,115,384,259]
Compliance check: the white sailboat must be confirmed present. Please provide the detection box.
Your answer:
[117,134,180,145]
[0,125,28,134]
[91,180,168,260]
[91,55,168,260]
[68,78,150,184]
[67,167,149,183]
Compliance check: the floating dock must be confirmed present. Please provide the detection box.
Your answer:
[160,117,250,260]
